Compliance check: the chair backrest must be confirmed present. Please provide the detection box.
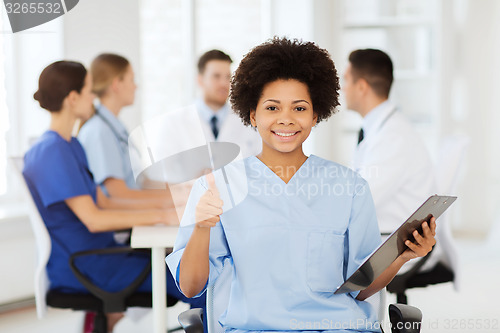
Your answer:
[206,258,233,333]
[10,157,51,319]
[434,134,470,291]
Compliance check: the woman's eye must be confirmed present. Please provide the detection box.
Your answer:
[266,106,277,111]
[296,106,306,111]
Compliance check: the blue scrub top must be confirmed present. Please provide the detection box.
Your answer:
[23,131,148,293]
[78,104,138,192]
[167,155,382,333]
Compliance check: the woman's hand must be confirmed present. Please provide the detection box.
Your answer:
[195,173,224,228]
[399,217,437,262]
[357,217,437,300]
[179,173,222,297]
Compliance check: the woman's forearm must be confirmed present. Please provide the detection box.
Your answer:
[100,195,169,210]
[65,195,168,232]
[102,178,175,209]
[87,209,168,232]
[179,226,212,298]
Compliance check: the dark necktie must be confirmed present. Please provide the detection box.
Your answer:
[210,116,219,139]
[357,128,364,145]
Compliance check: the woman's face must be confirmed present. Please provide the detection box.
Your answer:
[74,73,95,120]
[116,64,137,107]
[250,79,317,157]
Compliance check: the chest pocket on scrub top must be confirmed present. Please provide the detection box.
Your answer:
[306,231,345,293]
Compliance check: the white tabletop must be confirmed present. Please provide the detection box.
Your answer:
[131,225,179,248]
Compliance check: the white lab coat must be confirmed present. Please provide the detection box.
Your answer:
[353,101,439,317]
[353,101,436,235]
[198,108,262,159]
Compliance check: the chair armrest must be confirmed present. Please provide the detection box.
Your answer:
[389,303,422,333]
[178,308,204,333]
[69,247,151,313]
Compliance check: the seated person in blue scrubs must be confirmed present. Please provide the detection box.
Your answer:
[24,61,205,332]
[78,53,174,208]
[166,38,437,333]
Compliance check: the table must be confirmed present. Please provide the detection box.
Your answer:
[131,225,179,333]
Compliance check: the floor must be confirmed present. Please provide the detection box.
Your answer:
[384,232,500,333]
[1,224,499,333]
[0,300,189,333]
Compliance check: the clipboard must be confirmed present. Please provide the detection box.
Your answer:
[334,194,457,295]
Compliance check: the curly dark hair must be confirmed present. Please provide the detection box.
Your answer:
[230,37,340,126]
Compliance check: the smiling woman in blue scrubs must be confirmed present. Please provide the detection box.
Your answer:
[166,38,437,333]
[23,61,205,331]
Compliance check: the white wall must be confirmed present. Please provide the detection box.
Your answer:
[0,216,34,304]
[3,19,63,156]
[63,0,141,130]
[439,0,500,235]
[139,0,264,122]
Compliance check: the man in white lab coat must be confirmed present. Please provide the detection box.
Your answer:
[343,48,436,236]
[195,49,261,158]
[343,48,439,318]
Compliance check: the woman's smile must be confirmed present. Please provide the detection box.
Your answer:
[272,129,300,140]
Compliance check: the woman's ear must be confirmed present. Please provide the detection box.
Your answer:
[66,90,79,106]
[249,110,257,127]
[110,76,121,93]
[312,112,318,127]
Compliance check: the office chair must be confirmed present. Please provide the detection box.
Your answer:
[176,263,424,333]
[10,157,179,333]
[387,135,469,304]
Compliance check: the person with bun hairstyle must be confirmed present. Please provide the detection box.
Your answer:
[24,61,205,332]
[166,38,437,332]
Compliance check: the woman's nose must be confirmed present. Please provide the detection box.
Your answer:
[277,109,294,125]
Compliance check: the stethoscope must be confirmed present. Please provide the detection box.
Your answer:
[376,106,398,132]
[359,105,398,237]
[360,106,399,144]
[94,105,140,157]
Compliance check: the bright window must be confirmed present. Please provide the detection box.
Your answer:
[0,11,63,205]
